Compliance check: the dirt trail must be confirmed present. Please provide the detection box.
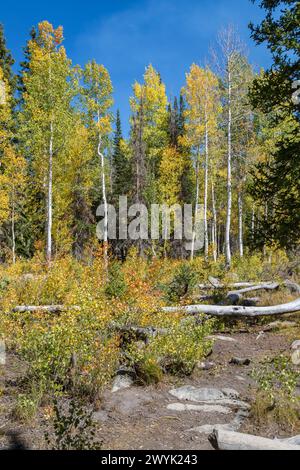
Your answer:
[96,329,292,450]
[0,327,296,450]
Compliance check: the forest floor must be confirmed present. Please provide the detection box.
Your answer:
[0,319,299,450]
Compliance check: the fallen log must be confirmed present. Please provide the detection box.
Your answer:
[209,428,300,450]
[227,282,279,304]
[284,279,300,294]
[162,297,300,317]
[13,305,81,313]
[198,281,273,290]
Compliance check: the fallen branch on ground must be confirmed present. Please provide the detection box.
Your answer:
[13,305,81,313]
[284,279,300,294]
[162,297,300,317]
[209,428,300,450]
[198,281,275,290]
[226,282,279,304]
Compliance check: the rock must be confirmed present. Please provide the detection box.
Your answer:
[167,403,232,414]
[291,340,300,350]
[229,357,250,366]
[111,374,133,393]
[190,409,249,435]
[169,386,225,402]
[291,349,300,366]
[207,335,237,343]
[196,361,215,370]
[169,386,250,413]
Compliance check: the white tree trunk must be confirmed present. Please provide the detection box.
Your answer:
[204,117,209,259]
[162,296,300,317]
[11,195,16,264]
[97,120,108,274]
[238,191,243,257]
[210,428,300,450]
[251,205,255,243]
[190,157,200,261]
[263,201,268,257]
[46,120,53,264]
[225,66,232,267]
[211,181,217,262]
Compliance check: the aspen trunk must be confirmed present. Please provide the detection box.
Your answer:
[46,120,53,264]
[162,296,300,317]
[225,66,232,268]
[211,180,217,262]
[97,124,108,275]
[190,157,200,261]
[11,195,16,264]
[238,191,243,257]
[204,117,209,259]
[263,201,268,257]
[210,428,300,450]
[251,205,255,244]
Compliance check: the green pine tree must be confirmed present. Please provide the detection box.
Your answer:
[112,110,131,198]
[0,23,15,92]
[249,0,300,248]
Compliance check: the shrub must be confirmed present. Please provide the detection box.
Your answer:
[165,263,197,302]
[105,262,127,298]
[251,354,300,431]
[45,398,102,450]
[14,393,40,423]
[127,316,214,378]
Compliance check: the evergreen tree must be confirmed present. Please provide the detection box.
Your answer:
[178,93,185,137]
[0,24,15,92]
[112,110,130,198]
[249,0,300,248]
[17,26,37,101]
[167,97,180,147]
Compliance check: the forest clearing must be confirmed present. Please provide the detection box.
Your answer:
[0,0,299,453]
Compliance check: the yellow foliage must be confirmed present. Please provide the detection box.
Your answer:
[158,146,186,205]
[183,64,221,147]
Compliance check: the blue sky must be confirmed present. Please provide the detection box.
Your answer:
[1,0,271,135]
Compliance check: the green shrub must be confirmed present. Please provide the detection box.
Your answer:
[165,263,197,302]
[127,316,214,378]
[105,262,127,298]
[251,354,300,430]
[45,398,102,450]
[14,389,41,423]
